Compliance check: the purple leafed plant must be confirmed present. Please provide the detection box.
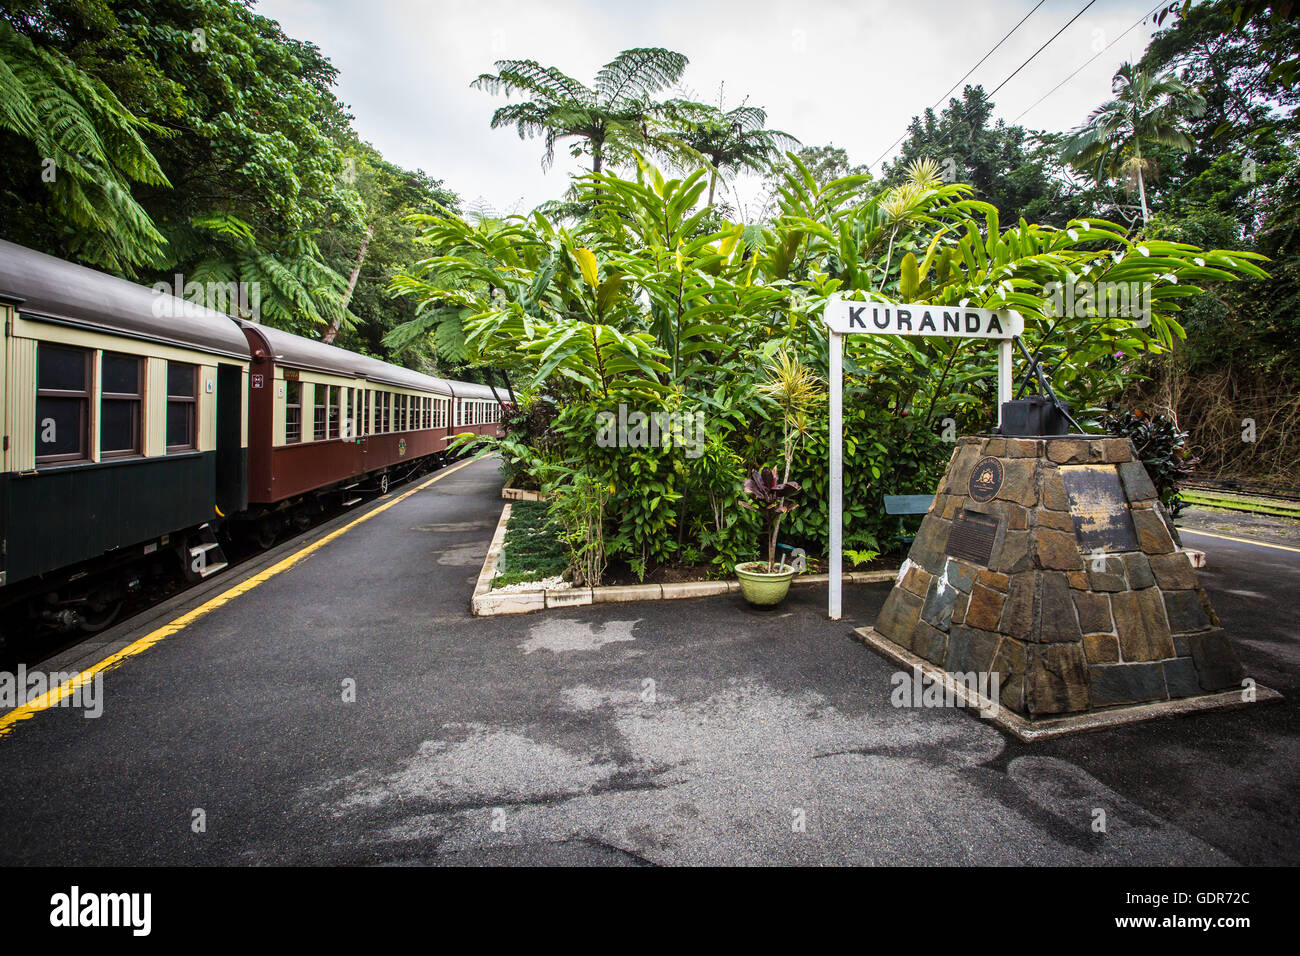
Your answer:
[739,466,802,571]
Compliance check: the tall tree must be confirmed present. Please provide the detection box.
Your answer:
[472,48,688,174]
[883,86,1058,226]
[661,100,798,206]
[1060,62,1206,227]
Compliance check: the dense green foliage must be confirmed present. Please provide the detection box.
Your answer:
[0,0,456,366]
[413,152,1262,583]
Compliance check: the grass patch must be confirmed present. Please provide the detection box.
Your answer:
[493,500,569,587]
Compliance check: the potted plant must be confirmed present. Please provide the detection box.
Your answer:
[736,466,802,605]
[735,348,820,606]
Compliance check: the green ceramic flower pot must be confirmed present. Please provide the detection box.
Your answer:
[735,561,796,607]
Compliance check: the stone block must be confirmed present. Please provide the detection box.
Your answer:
[909,620,949,666]
[1165,589,1211,633]
[1083,633,1119,664]
[997,458,1039,507]
[944,557,979,592]
[1085,555,1127,592]
[1038,572,1084,643]
[1133,507,1176,554]
[1147,551,1196,590]
[951,591,970,627]
[943,444,981,495]
[1118,459,1157,501]
[964,583,1006,631]
[911,514,952,570]
[1197,588,1221,627]
[921,578,960,631]
[992,530,1034,574]
[899,563,932,598]
[874,586,924,647]
[1038,509,1076,533]
[1163,657,1202,699]
[1041,470,1070,511]
[1035,527,1084,571]
[1088,662,1168,707]
[945,626,1001,675]
[1025,643,1090,715]
[1112,588,1175,661]
[1040,439,1092,465]
[1072,590,1114,635]
[991,637,1026,714]
[1005,438,1044,458]
[1185,628,1245,691]
[1000,572,1035,636]
[1121,552,1156,589]
[1101,437,1136,463]
[976,569,1010,592]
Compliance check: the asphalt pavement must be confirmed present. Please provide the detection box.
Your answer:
[0,460,1295,866]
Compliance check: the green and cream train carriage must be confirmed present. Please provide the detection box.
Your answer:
[0,239,251,632]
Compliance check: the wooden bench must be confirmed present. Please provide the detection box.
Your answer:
[883,494,935,545]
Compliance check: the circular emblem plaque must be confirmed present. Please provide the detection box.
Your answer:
[968,456,1003,502]
[398,438,407,457]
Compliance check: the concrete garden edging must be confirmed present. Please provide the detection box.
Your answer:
[471,502,897,616]
[501,486,546,502]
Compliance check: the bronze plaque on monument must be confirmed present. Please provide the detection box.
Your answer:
[968,456,1003,502]
[1060,464,1139,552]
[946,509,1000,565]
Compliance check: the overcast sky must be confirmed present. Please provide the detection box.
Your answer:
[254,0,1166,216]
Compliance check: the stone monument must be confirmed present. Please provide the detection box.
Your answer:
[863,433,1255,724]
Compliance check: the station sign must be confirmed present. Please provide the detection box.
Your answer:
[823,298,1023,339]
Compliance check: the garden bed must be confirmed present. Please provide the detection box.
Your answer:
[471,501,902,616]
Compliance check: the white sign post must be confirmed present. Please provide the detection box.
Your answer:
[823,297,1023,620]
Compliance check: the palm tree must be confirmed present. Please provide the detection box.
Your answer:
[1061,62,1206,226]
[661,100,799,206]
[472,49,688,174]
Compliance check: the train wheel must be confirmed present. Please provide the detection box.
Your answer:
[254,516,280,550]
[79,594,124,633]
[379,473,390,495]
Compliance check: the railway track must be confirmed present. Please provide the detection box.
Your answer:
[1180,478,1300,519]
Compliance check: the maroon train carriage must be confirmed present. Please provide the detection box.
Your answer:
[237,320,471,546]
[0,237,512,635]
[447,380,506,443]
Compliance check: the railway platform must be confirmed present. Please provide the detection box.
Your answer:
[0,459,1297,865]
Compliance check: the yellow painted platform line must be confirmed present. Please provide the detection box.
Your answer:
[0,458,476,741]
[1181,527,1300,555]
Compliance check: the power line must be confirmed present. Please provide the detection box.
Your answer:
[1011,2,1163,124]
[989,0,1100,97]
[867,0,1047,170]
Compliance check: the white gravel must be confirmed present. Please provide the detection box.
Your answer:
[491,574,570,593]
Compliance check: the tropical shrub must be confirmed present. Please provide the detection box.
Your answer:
[400,153,1266,585]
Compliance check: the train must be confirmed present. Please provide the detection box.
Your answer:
[0,238,507,635]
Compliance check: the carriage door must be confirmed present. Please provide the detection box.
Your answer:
[215,362,247,516]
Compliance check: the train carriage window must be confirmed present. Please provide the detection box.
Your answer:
[328,385,340,439]
[362,389,370,436]
[100,353,142,458]
[285,381,302,443]
[381,392,390,433]
[165,362,197,452]
[398,394,406,431]
[313,385,327,440]
[35,343,91,464]
[351,388,360,439]
[425,397,432,429]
